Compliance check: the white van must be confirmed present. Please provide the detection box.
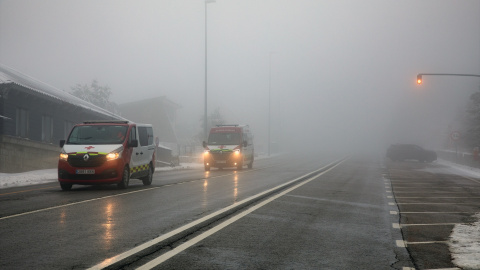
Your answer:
[202,124,254,171]
[58,120,156,190]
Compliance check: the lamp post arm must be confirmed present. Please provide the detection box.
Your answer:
[418,73,480,78]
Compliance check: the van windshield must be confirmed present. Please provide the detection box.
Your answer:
[208,133,241,145]
[67,125,128,145]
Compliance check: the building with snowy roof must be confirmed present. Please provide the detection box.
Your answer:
[0,64,124,173]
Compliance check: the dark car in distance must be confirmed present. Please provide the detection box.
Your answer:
[386,144,437,163]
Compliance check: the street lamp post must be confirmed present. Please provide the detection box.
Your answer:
[204,0,215,141]
[268,51,277,156]
[417,73,480,84]
[268,53,272,156]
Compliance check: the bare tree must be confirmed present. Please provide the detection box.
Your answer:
[70,79,120,114]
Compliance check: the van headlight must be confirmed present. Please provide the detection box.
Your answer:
[234,149,241,155]
[106,146,123,161]
[59,150,68,161]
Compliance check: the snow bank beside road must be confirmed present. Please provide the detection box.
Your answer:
[449,213,480,270]
[436,159,480,180]
[0,163,204,189]
[0,169,57,188]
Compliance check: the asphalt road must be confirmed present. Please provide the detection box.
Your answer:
[0,154,413,269]
[385,160,480,270]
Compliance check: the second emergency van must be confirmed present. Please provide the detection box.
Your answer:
[202,124,254,171]
[58,120,155,190]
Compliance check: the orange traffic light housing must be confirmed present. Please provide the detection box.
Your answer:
[416,74,422,84]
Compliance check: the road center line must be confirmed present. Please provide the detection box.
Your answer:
[393,223,460,228]
[397,212,476,214]
[394,197,480,199]
[395,202,474,205]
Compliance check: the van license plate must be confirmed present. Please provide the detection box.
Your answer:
[76,169,95,174]
[216,161,226,164]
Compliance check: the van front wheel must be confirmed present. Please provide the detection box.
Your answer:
[118,166,130,189]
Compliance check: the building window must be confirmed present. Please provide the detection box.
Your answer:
[64,120,74,139]
[15,108,29,138]
[42,115,53,142]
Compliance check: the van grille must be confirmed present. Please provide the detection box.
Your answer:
[68,154,106,167]
[211,152,231,161]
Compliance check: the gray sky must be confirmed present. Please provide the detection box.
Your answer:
[1,0,479,153]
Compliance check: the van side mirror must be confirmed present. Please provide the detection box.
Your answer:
[202,141,207,148]
[60,140,65,148]
[129,139,138,148]
[243,141,248,147]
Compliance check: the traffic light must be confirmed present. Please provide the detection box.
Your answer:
[416,74,422,84]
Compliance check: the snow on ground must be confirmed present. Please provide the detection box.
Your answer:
[449,213,480,270]
[0,163,203,189]
[420,159,480,179]
[0,168,57,188]
[417,159,480,269]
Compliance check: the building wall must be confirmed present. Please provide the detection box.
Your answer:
[0,135,59,173]
[0,84,122,173]
[1,85,117,142]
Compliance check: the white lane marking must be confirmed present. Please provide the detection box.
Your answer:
[387,196,393,198]
[392,181,438,186]
[395,197,480,199]
[135,161,346,270]
[88,159,347,270]
[398,212,476,214]
[0,166,273,221]
[424,267,462,270]
[397,240,449,247]
[396,202,474,205]
[392,191,474,194]
[390,211,398,215]
[391,187,465,189]
[393,223,460,228]
[405,241,448,245]
[388,202,395,206]
[0,187,163,221]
